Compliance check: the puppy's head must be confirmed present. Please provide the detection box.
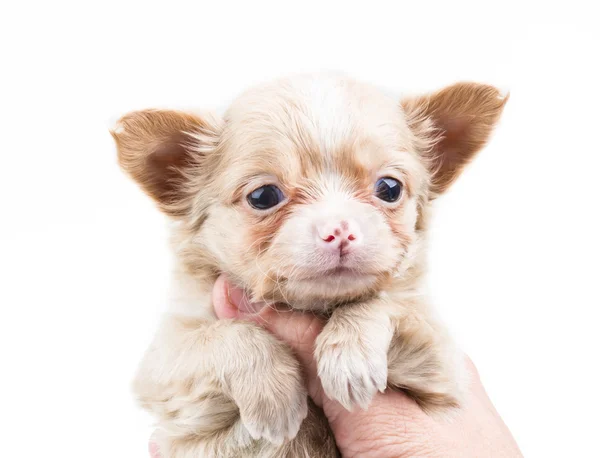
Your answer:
[113,75,507,310]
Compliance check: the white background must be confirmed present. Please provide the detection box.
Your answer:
[1,1,599,457]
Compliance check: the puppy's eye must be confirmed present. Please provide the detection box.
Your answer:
[375,177,403,202]
[247,185,285,210]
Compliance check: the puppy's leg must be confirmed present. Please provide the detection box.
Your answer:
[315,300,394,410]
[315,297,464,412]
[386,305,466,413]
[135,314,308,457]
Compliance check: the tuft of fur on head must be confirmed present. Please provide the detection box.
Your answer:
[112,74,507,313]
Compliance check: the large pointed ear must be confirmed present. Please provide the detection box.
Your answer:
[111,109,222,217]
[401,82,508,196]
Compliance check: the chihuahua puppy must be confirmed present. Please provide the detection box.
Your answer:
[113,73,507,457]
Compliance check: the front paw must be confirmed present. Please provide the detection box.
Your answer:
[315,324,390,411]
[230,330,309,446]
[239,379,308,445]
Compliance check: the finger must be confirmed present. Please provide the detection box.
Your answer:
[259,306,323,374]
[148,441,161,458]
[212,274,263,319]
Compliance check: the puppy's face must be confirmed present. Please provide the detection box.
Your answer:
[113,75,507,310]
[202,79,428,308]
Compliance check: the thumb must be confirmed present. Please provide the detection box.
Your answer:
[212,275,325,404]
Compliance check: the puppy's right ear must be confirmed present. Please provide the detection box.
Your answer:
[111,110,222,217]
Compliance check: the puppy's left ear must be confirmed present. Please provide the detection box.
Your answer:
[402,82,508,196]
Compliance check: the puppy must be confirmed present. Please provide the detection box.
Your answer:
[112,73,507,457]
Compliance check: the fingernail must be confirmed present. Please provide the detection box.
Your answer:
[226,281,264,315]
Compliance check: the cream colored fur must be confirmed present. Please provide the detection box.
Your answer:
[112,73,507,457]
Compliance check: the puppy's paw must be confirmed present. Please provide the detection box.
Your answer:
[315,326,389,411]
[230,331,309,445]
[239,379,308,445]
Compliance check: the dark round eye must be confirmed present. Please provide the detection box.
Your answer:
[247,185,285,210]
[375,177,403,202]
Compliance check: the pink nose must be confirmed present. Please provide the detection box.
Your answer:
[316,219,361,253]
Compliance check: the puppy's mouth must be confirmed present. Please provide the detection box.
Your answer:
[309,266,359,278]
[294,265,375,283]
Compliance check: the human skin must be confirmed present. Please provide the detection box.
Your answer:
[150,275,522,458]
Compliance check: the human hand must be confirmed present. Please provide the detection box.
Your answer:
[150,275,522,457]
